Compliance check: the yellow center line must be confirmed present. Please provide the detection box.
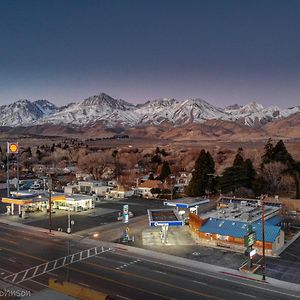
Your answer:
[0,246,177,300]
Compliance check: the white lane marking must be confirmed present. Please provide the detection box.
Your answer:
[154,270,167,275]
[8,258,16,263]
[116,295,131,300]
[193,280,208,286]
[0,266,48,288]
[113,251,300,299]
[77,282,91,287]
[29,278,48,288]
[234,291,257,298]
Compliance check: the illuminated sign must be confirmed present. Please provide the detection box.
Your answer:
[250,249,256,257]
[7,142,19,154]
[244,231,256,247]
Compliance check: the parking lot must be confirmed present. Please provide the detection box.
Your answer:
[129,225,300,285]
[2,187,300,286]
[0,195,166,232]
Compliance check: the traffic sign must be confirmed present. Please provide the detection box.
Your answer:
[123,204,129,214]
[244,231,256,247]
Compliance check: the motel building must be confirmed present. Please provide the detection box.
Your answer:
[189,200,284,256]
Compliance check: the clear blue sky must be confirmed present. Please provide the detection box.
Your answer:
[0,0,299,107]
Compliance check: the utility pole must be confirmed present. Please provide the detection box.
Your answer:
[48,176,52,233]
[6,150,9,197]
[261,194,266,281]
[170,175,175,201]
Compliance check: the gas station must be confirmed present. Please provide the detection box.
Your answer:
[163,197,210,222]
[1,192,65,216]
[147,209,184,244]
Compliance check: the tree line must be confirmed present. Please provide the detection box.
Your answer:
[186,139,300,199]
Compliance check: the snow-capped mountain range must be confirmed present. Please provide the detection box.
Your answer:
[0,93,299,127]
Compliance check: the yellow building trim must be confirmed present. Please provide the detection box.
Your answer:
[52,195,66,201]
[1,198,32,205]
[48,278,108,300]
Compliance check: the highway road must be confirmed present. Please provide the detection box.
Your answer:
[0,222,299,300]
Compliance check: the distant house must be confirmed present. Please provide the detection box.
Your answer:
[32,164,48,173]
[64,184,79,195]
[174,172,192,193]
[110,186,134,199]
[137,180,169,198]
[75,173,93,181]
[63,166,77,174]
[78,181,105,194]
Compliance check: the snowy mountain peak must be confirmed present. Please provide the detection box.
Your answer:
[0,93,299,128]
[33,99,58,115]
[240,101,264,113]
[80,93,135,110]
[225,104,242,111]
[0,99,57,126]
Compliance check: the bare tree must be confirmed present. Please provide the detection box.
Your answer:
[261,162,288,194]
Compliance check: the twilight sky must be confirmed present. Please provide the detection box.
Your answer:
[0,0,300,108]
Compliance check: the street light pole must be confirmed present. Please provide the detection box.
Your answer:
[67,206,71,234]
[261,194,266,281]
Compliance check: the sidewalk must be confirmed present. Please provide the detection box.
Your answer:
[1,216,300,296]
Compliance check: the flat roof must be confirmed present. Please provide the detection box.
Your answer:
[201,202,280,224]
[65,194,94,201]
[220,196,282,206]
[147,209,183,227]
[164,197,210,208]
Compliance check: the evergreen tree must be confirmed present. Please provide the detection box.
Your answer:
[272,140,293,164]
[159,161,171,181]
[187,150,215,196]
[261,139,300,199]
[233,148,244,167]
[218,165,248,193]
[219,148,255,193]
[261,138,274,165]
[243,159,256,189]
[36,149,42,161]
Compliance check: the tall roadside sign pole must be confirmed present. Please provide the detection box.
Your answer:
[6,143,9,197]
[6,142,19,197]
[16,147,19,192]
[48,176,53,233]
[261,194,266,280]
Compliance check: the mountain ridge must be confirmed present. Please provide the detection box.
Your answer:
[0,92,299,128]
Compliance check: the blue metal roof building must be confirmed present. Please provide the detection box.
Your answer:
[199,218,281,243]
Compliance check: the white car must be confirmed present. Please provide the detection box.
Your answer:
[30,183,41,190]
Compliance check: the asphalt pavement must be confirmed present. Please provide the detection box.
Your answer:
[0,222,299,300]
